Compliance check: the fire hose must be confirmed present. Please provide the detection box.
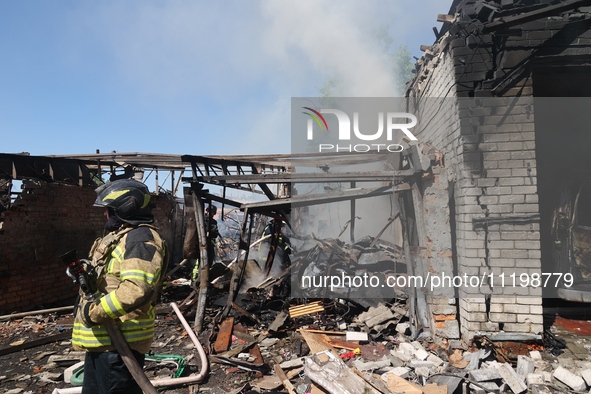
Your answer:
[51,302,208,394]
[59,249,208,393]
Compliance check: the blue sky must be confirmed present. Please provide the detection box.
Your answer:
[0,1,451,157]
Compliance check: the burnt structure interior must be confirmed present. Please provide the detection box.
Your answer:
[533,67,591,301]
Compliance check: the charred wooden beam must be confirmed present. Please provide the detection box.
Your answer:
[0,153,97,186]
[483,0,591,33]
[223,210,254,318]
[192,190,210,334]
[437,14,454,23]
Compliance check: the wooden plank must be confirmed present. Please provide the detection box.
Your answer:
[299,331,338,362]
[214,317,234,353]
[423,384,447,394]
[231,302,261,324]
[289,306,324,315]
[274,365,297,394]
[289,301,321,311]
[310,384,331,394]
[289,302,323,313]
[253,369,300,390]
[326,338,361,351]
[387,373,422,394]
[352,367,388,394]
[289,305,324,313]
[0,332,72,357]
[289,306,325,318]
[296,329,345,335]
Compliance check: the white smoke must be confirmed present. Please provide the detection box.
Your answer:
[59,0,451,154]
[259,0,398,97]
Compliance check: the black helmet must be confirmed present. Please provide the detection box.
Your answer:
[94,179,154,225]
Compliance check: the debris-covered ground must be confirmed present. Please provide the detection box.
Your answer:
[2,291,591,394]
[2,234,591,394]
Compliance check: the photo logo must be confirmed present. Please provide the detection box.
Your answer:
[302,107,329,137]
[303,107,418,152]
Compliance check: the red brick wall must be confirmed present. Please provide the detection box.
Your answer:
[0,182,178,313]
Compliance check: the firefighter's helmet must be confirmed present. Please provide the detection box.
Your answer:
[94,179,154,225]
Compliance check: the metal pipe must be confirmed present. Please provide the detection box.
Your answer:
[51,302,208,394]
[0,305,74,321]
[154,302,209,386]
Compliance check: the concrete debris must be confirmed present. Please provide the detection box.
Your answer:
[516,355,535,377]
[409,360,437,369]
[37,371,63,383]
[398,342,417,357]
[357,303,396,328]
[279,357,304,369]
[46,352,85,367]
[469,381,499,394]
[304,351,381,394]
[4,389,24,394]
[426,354,444,366]
[552,366,587,392]
[395,322,410,334]
[352,358,391,371]
[414,366,430,378]
[380,367,411,380]
[526,373,544,387]
[414,348,430,361]
[493,362,527,394]
[581,368,591,386]
[468,367,502,382]
[529,350,542,360]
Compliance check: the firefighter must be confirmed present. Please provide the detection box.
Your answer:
[72,179,167,394]
[259,219,292,262]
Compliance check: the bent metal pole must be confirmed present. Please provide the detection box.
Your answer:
[51,302,209,394]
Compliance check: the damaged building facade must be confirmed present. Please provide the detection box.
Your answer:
[404,0,591,342]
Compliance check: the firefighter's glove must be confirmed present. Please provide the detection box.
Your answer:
[78,300,110,328]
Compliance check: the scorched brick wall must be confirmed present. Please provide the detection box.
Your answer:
[0,182,177,313]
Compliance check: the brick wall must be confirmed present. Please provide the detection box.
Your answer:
[0,182,179,313]
[405,49,463,340]
[401,2,582,340]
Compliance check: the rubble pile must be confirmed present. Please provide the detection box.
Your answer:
[1,239,591,394]
[293,236,406,299]
[2,291,591,393]
[200,297,591,394]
